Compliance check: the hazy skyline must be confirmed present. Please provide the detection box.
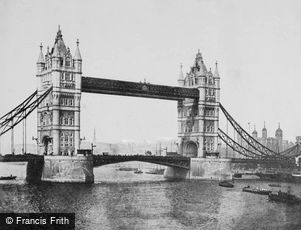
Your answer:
[1,0,301,152]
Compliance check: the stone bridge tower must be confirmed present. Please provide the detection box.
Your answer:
[36,28,82,156]
[32,28,94,183]
[177,51,220,158]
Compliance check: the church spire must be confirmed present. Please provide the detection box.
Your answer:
[262,121,267,139]
[262,121,267,130]
[74,39,82,60]
[93,128,96,144]
[37,43,45,63]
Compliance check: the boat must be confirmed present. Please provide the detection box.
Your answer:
[145,168,165,175]
[242,186,271,195]
[0,175,16,180]
[218,181,234,188]
[134,169,143,174]
[233,173,242,178]
[116,167,137,171]
[268,183,281,187]
[268,190,301,204]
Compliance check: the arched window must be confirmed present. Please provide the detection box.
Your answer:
[65,59,71,67]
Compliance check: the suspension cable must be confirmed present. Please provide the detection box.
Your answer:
[218,128,266,159]
[0,91,37,125]
[219,103,278,157]
[0,87,52,136]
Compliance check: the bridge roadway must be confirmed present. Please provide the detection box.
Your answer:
[0,154,191,169]
[93,155,191,169]
[81,76,199,100]
[3,154,297,178]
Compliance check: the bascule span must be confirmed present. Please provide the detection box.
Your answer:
[25,155,298,183]
[26,155,191,183]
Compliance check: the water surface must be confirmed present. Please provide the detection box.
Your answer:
[0,162,301,230]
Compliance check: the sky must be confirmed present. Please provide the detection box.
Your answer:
[1,0,301,152]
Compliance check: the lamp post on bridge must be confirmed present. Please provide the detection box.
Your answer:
[91,143,96,155]
[80,136,86,149]
[32,136,39,155]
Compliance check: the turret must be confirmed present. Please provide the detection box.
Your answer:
[51,42,60,69]
[178,64,184,87]
[73,39,82,73]
[275,123,283,139]
[36,43,45,73]
[213,61,220,86]
[213,61,220,103]
[252,125,258,139]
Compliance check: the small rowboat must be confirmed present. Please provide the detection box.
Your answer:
[268,184,281,187]
[0,175,16,180]
[219,181,234,188]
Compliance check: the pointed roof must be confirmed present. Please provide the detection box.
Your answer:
[208,68,213,75]
[195,50,207,76]
[276,123,283,133]
[37,43,45,63]
[52,42,60,57]
[51,26,67,57]
[214,61,220,78]
[178,63,184,80]
[74,39,82,60]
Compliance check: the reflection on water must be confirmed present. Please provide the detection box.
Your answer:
[0,162,301,229]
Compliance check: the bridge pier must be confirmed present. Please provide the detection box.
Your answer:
[41,156,94,183]
[164,166,189,179]
[26,156,94,183]
[26,158,44,183]
[189,158,232,180]
[163,158,233,180]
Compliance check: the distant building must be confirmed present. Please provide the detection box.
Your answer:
[252,123,293,153]
[296,136,301,144]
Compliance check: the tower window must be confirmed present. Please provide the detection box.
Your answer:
[65,73,70,81]
[66,59,71,67]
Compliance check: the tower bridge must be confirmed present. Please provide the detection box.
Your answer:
[1,28,300,183]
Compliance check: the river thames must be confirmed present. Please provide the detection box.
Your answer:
[0,162,301,230]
